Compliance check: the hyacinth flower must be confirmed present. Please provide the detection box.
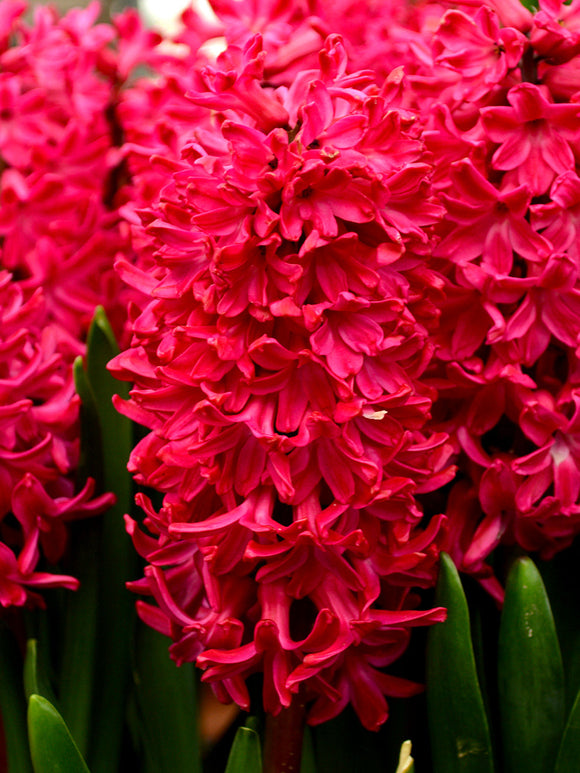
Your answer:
[316,0,580,601]
[0,1,121,609]
[111,22,457,743]
[0,272,108,607]
[1,0,580,771]
[0,0,170,619]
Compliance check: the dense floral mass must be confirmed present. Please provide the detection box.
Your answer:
[4,0,580,732]
[111,0,580,726]
[112,27,456,729]
[402,0,580,602]
[0,0,158,606]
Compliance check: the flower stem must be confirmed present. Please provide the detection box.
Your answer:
[263,694,307,773]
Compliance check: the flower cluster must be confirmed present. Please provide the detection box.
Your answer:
[0,269,110,606]
[397,0,580,600]
[301,0,580,598]
[0,1,157,607]
[5,0,580,733]
[111,0,580,725]
[111,20,456,729]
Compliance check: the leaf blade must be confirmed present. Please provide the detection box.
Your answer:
[0,627,33,773]
[81,308,135,773]
[224,726,262,773]
[27,694,90,773]
[554,686,580,773]
[132,622,202,773]
[426,553,494,773]
[498,556,565,773]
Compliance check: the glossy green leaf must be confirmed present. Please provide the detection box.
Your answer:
[426,553,494,773]
[0,626,33,773]
[554,681,580,772]
[81,307,135,773]
[131,622,202,773]
[27,694,90,773]
[224,726,262,773]
[498,557,565,773]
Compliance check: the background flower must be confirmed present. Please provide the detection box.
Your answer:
[0,0,157,607]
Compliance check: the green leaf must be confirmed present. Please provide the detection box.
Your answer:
[84,306,131,512]
[538,544,580,710]
[0,626,33,773]
[58,519,100,758]
[131,622,202,773]
[224,726,262,773]
[24,640,57,706]
[498,557,565,773]
[426,553,494,773]
[300,726,316,773]
[27,694,90,773]
[554,686,580,773]
[72,356,103,489]
[60,359,103,756]
[80,307,136,773]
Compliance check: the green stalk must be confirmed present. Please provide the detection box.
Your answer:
[24,639,57,706]
[300,726,316,773]
[58,518,100,757]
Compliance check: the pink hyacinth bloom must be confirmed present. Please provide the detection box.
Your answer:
[384,0,580,597]
[481,83,580,196]
[0,541,79,608]
[433,7,526,100]
[457,0,533,32]
[0,268,114,607]
[531,0,580,63]
[0,1,160,607]
[532,171,580,263]
[435,159,551,275]
[113,24,453,729]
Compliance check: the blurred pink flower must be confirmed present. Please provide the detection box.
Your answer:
[0,1,158,607]
[0,270,113,607]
